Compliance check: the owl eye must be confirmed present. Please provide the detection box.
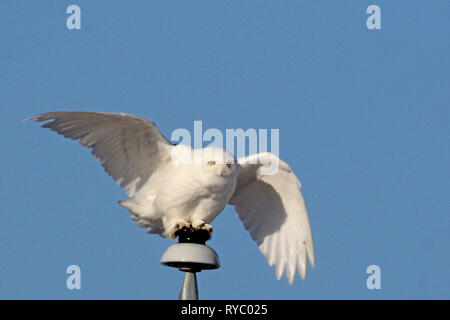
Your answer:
[207,160,216,166]
[226,163,234,168]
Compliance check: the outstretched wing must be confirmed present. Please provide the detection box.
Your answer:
[27,111,174,197]
[229,153,315,284]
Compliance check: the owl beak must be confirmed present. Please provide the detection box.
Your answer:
[216,166,226,176]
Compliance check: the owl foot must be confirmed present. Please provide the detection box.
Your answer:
[164,220,192,238]
[167,220,213,243]
[191,220,213,240]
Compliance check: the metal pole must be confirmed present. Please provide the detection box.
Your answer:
[160,227,219,300]
[179,270,198,300]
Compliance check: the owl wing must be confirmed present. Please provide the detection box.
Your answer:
[229,152,315,283]
[26,111,174,197]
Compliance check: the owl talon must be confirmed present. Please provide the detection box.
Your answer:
[164,220,191,238]
[191,220,213,239]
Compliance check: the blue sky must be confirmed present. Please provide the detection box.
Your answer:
[0,1,448,299]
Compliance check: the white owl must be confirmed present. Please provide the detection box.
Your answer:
[28,111,315,283]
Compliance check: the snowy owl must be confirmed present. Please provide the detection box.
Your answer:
[27,111,314,283]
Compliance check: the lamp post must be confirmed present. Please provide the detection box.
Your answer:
[160,227,220,300]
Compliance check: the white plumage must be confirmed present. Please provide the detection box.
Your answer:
[28,111,314,284]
